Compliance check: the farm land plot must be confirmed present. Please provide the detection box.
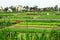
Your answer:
[0,11,60,40]
[0,12,60,28]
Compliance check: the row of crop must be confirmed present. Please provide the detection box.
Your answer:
[0,29,60,40]
[4,15,60,20]
[0,22,16,29]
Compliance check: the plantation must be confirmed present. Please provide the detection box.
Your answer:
[0,0,60,40]
[0,11,60,40]
[0,11,60,28]
[0,28,60,40]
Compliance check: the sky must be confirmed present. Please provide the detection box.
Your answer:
[0,0,60,8]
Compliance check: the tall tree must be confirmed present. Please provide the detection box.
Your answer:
[25,6,29,11]
[33,5,38,11]
[25,6,29,9]
[54,5,58,11]
[4,7,8,12]
[9,6,16,12]
[50,7,54,11]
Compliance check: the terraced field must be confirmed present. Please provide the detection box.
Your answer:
[0,11,60,28]
[0,11,60,40]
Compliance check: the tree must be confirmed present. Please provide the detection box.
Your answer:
[43,8,47,11]
[25,6,29,9]
[33,5,38,11]
[23,6,29,12]
[4,7,8,12]
[50,7,54,11]
[54,5,58,11]
[38,8,41,12]
[9,6,16,12]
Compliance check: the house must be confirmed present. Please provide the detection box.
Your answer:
[16,5,24,12]
[7,8,13,12]
[30,7,35,12]
[0,6,3,12]
[40,8,44,11]
[23,6,30,12]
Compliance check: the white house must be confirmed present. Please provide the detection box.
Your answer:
[16,5,24,12]
[7,8,13,12]
[40,8,44,11]
[0,6,3,12]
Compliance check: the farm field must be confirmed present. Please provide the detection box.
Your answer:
[0,28,60,40]
[0,11,60,28]
[0,11,60,40]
